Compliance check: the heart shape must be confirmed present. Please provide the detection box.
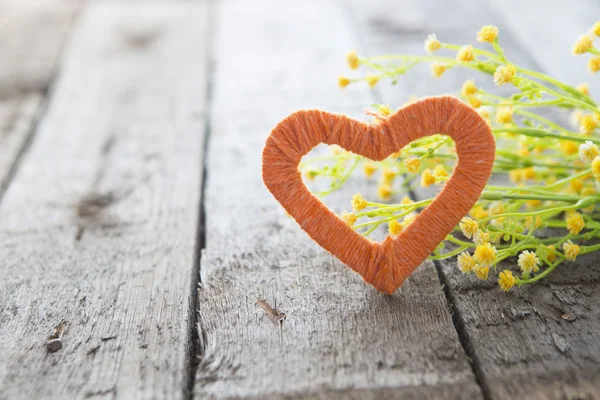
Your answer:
[262,96,495,294]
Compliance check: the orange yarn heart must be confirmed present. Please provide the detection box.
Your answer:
[262,96,495,294]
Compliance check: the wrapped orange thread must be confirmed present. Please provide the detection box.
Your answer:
[262,96,495,294]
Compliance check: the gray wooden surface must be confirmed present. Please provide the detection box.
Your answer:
[0,1,77,200]
[0,3,208,399]
[195,1,478,398]
[1,0,599,399]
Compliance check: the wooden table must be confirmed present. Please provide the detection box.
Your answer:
[1,1,599,399]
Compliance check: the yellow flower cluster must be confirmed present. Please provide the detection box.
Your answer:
[424,34,441,54]
[328,24,600,294]
[404,158,421,173]
[493,64,516,86]
[563,240,580,261]
[352,193,368,212]
[388,219,402,236]
[477,26,499,43]
[459,217,478,239]
[517,250,539,273]
[431,62,447,78]
[420,169,436,187]
[456,45,475,63]
[341,212,357,227]
[566,212,585,235]
[498,270,516,292]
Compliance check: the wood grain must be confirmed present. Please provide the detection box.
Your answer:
[0,3,208,399]
[194,0,480,398]
[0,1,76,199]
[350,0,600,398]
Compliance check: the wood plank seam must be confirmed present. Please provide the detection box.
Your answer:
[432,260,493,400]
[0,6,81,207]
[189,0,218,398]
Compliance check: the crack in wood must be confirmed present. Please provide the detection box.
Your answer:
[433,260,493,400]
[186,2,217,399]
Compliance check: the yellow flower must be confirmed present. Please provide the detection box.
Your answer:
[433,164,449,178]
[424,33,442,54]
[378,104,392,117]
[401,195,414,205]
[589,56,600,73]
[489,202,505,216]
[517,250,540,273]
[473,229,491,245]
[509,169,524,184]
[456,45,475,63]
[477,25,499,43]
[523,167,536,181]
[563,240,580,261]
[351,193,368,211]
[592,156,600,181]
[366,74,379,88]
[338,76,351,89]
[573,34,594,55]
[459,217,479,239]
[346,50,359,69]
[546,245,557,263]
[474,265,490,280]
[382,168,396,183]
[579,140,600,163]
[341,212,357,227]
[518,146,530,157]
[566,211,585,235]
[364,162,377,177]
[592,22,600,36]
[478,108,491,124]
[467,95,482,108]
[561,140,579,156]
[421,168,436,187]
[474,243,497,267]
[388,219,403,236]
[404,158,421,173]
[431,62,447,78]
[580,115,598,135]
[582,187,596,197]
[378,183,392,200]
[402,213,417,228]
[526,199,542,209]
[525,215,542,230]
[470,205,489,220]
[577,83,590,96]
[495,107,513,124]
[493,64,516,86]
[498,270,516,292]
[570,178,584,193]
[461,80,478,96]
[457,252,476,274]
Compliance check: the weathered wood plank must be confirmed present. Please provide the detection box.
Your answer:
[0,3,208,399]
[195,1,480,399]
[453,2,600,398]
[0,0,76,95]
[351,1,600,398]
[0,1,76,198]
